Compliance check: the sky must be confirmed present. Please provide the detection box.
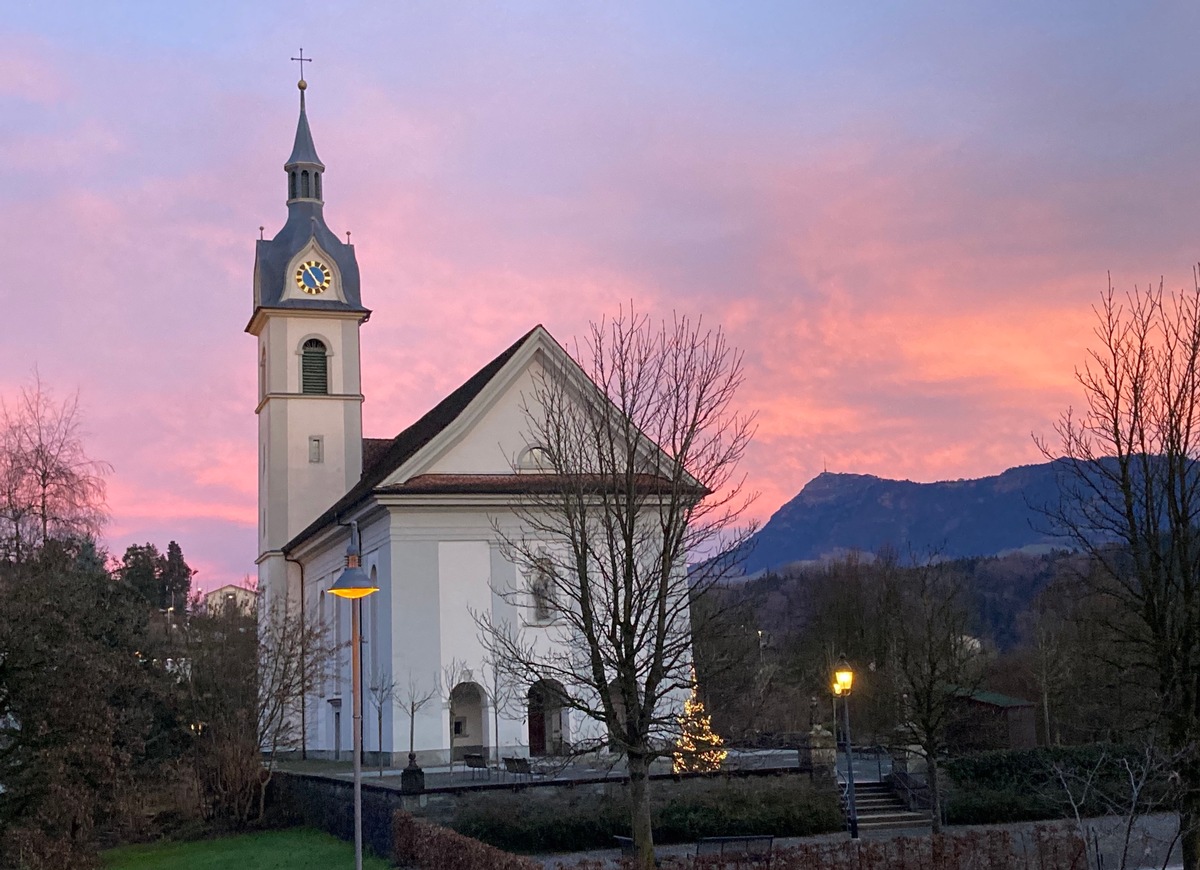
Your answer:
[4,2,1200,591]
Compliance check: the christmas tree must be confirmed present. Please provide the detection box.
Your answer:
[673,675,727,773]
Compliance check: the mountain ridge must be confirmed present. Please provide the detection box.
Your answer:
[740,460,1074,575]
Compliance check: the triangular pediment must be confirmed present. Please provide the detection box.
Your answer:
[284,323,696,554]
[379,327,564,483]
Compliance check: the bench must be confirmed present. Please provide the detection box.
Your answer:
[503,755,541,781]
[613,836,661,868]
[696,835,773,863]
[463,753,489,780]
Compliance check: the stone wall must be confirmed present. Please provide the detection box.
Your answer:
[268,761,832,857]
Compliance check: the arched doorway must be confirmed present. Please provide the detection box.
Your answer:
[449,682,487,762]
[528,680,569,756]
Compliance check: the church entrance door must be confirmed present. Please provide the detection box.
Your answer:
[528,680,568,756]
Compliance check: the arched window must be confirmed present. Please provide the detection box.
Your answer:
[517,445,551,472]
[301,339,328,394]
[289,171,297,199]
[301,170,311,198]
[314,171,322,200]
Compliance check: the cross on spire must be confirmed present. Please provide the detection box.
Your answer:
[291,48,312,83]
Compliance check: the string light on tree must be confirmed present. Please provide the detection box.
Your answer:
[673,673,727,773]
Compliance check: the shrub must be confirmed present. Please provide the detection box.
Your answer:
[654,777,841,843]
[393,811,538,870]
[944,786,1059,825]
[452,788,628,853]
[451,774,841,853]
[943,744,1174,824]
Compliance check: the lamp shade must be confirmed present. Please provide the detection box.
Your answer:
[834,658,854,695]
[328,564,378,599]
[329,537,379,600]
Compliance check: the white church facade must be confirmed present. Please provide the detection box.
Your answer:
[250,80,666,765]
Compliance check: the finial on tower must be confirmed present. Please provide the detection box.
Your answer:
[291,48,312,112]
[291,48,312,87]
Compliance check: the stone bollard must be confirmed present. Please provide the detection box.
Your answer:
[400,752,425,795]
[803,725,837,785]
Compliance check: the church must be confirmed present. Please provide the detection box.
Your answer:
[249,78,667,765]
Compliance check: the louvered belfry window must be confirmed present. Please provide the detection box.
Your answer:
[301,339,328,394]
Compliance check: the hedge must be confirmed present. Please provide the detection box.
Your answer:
[393,811,538,870]
[943,744,1175,826]
[451,774,841,853]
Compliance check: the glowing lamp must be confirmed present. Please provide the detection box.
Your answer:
[329,542,379,600]
[834,658,854,697]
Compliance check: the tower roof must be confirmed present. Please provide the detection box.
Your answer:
[247,77,367,328]
[286,81,324,169]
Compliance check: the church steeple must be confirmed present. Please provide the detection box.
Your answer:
[248,69,368,321]
[250,67,369,603]
[285,79,325,205]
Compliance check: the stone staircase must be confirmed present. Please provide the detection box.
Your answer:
[846,782,932,833]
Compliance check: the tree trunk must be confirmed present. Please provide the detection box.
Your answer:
[1182,782,1200,870]
[627,751,656,870]
[378,710,384,777]
[927,752,942,835]
[1041,683,1052,746]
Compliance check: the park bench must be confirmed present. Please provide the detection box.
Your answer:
[462,753,489,779]
[502,755,541,781]
[695,835,774,864]
[613,836,661,867]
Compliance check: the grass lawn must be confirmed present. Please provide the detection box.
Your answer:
[101,828,393,870]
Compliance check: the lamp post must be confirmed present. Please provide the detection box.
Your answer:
[832,656,859,840]
[329,533,380,870]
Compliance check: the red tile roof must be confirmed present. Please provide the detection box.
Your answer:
[376,473,684,496]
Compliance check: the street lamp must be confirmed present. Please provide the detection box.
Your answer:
[832,656,859,840]
[329,533,380,870]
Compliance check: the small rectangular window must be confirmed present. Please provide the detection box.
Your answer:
[454,718,466,737]
[309,436,324,463]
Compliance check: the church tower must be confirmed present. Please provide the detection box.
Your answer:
[248,76,370,604]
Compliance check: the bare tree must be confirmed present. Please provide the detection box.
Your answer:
[0,375,110,561]
[395,670,439,762]
[440,657,470,763]
[476,311,756,868]
[1051,739,1183,870]
[889,561,984,833]
[182,591,339,824]
[368,666,397,777]
[1039,278,1200,869]
[479,654,521,764]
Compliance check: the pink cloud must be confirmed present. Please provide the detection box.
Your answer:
[6,24,1198,586]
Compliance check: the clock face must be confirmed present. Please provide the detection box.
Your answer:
[295,260,332,295]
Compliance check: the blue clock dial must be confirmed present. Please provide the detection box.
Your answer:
[295,260,332,294]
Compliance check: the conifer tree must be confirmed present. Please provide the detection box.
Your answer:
[673,677,727,773]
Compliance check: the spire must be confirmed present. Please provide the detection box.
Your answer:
[284,60,324,206]
[287,80,324,169]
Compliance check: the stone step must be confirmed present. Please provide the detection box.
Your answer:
[859,817,933,832]
[840,783,932,832]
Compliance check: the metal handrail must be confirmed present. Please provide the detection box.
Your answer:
[835,766,853,832]
[890,769,933,811]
